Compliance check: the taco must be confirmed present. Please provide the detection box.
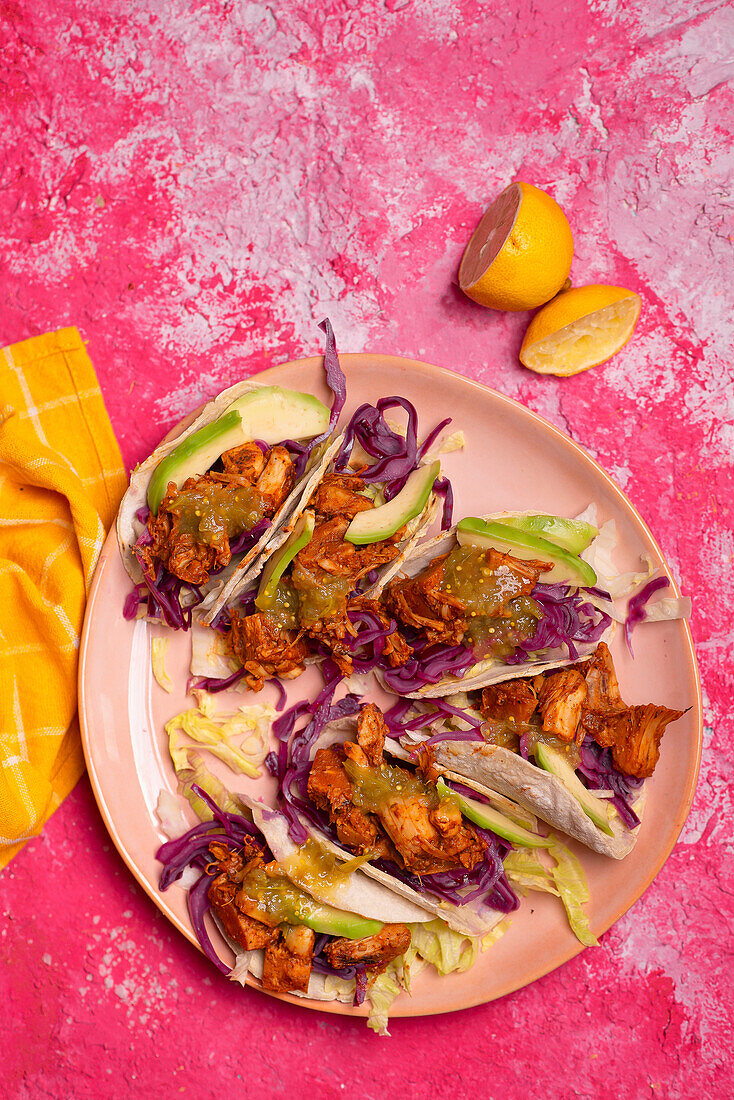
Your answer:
[386,642,686,858]
[267,699,597,938]
[156,785,490,1029]
[366,511,620,698]
[119,320,349,630]
[191,392,457,692]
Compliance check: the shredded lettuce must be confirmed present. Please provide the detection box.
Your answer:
[549,841,599,947]
[229,950,256,986]
[322,973,359,1002]
[581,518,655,598]
[165,697,275,780]
[172,747,243,821]
[151,637,174,693]
[366,916,504,1034]
[408,918,480,975]
[155,789,191,839]
[423,428,466,462]
[504,843,598,947]
[638,593,692,623]
[482,917,511,951]
[504,848,561,896]
[366,964,405,1036]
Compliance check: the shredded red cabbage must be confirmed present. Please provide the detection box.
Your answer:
[624,575,670,657]
[421,728,485,747]
[272,679,287,711]
[433,476,454,529]
[577,736,643,829]
[191,667,247,694]
[415,417,452,462]
[373,820,519,914]
[335,397,418,486]
[380,640,475,692]
[227,517,272,558]
[354,970,369,1006]
[273,699,312,742]
[507,582,611,663]
[334,395,454,509]
[287,318,347,479]
[268,661,366,843]
[431,699,484,726]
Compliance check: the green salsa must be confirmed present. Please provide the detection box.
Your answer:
[441,545,543,658]
[236,865,324,926]
[168,482,268,548]
[343,758,440,812]
[255,579,300,628]
[281,838,371,893]
[481,715,582,767]
[291,561,354,624]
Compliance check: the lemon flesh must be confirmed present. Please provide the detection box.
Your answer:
[459,181,574,312]
[520,288,641,376]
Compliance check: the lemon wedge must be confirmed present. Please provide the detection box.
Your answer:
[520,285,641,376]
[459,181,574,312]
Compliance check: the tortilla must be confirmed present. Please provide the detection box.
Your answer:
[429,740,643,859]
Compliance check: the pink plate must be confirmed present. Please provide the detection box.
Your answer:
[78,354,702,1019]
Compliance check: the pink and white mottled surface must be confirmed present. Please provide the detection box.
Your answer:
[1,1,732,1096]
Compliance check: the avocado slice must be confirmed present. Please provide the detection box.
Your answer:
[344,460,440,546]
[303,902,385,937]
[436,778,552,848]
[456,517,597,588]
[256,510,315,609]
[147,386,330,513]
[498,514,598,555]
[533,743,614,835]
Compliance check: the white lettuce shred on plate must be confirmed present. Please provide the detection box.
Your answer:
[165,693,275,780]
[577,505,690,625]
[423,428,466,463]
[155,789,191,839]
[504,842,598,948]
[638,593,692,623]
[577,506,655,601]
[151,637,174,692]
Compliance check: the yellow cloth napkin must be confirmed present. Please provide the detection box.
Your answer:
[0,327,127,869]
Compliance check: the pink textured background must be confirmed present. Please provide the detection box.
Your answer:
[1,1,732,1096]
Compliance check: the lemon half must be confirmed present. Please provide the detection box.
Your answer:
[520,285,641,376]
[459,181,574,312]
